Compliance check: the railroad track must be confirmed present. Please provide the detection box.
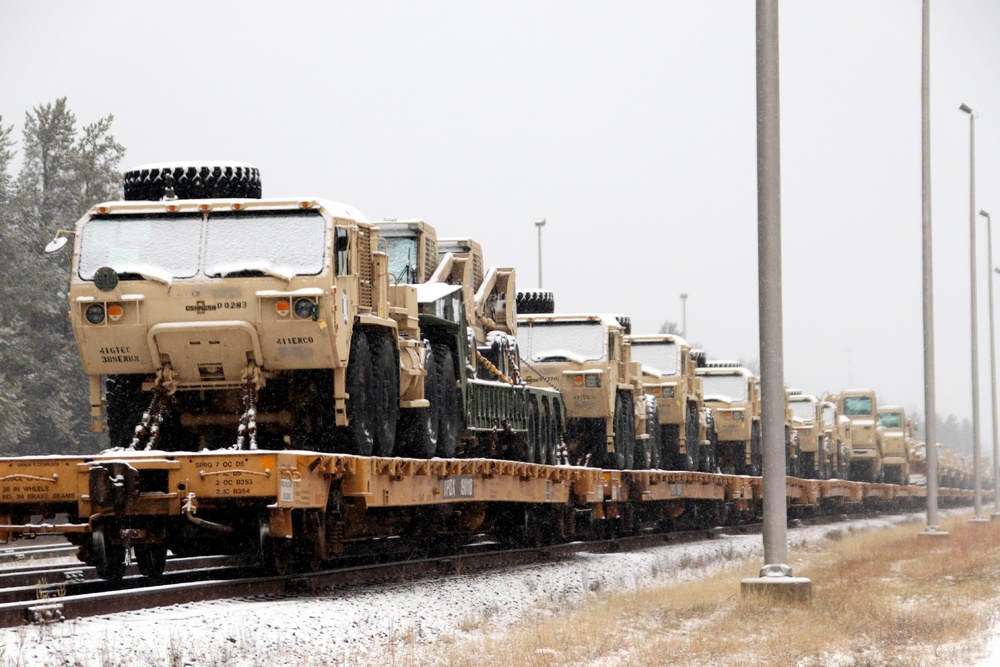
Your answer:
[0,506,901,628]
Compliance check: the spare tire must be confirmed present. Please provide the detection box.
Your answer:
[614,315,632,335]
[123,162,262,201]
[516,289,555,314]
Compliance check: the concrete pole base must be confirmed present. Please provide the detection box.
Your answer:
[991,513,1000,521]
[970,517,991,524]
[917,527,950,540]
[741,564,811,604]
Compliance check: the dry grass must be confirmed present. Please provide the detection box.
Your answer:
[425,514,1000,667]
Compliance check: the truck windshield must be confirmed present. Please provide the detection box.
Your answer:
[79,210,327,281]
[790,400,816,423]
[630,341,679,375]
[384,236,420,284]
[701,375,748,403]
[879,412,902,429]
[204,210,326,278]
[842,396,873,417]
[517,320,605,362]
[79,214,203,280]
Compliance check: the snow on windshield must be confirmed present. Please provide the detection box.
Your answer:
[879,412,902,429]
[630,341,679,375]
[842,396,873,417]
[517,320,605,362]
[80,210,328,281]
[790,400,816,422]
[79,214,202,279]
[204,211,326,277]
[385,236,419,284]
[701,375,748,403]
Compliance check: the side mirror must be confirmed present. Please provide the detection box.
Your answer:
[44,230,75,254]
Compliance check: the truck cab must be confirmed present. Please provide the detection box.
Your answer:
[839,390,884,482]
[788,392,831,479]
[877,406,912,485]
[697,362,759,475]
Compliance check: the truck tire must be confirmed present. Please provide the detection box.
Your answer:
[610,392,634,469]
[106,375,147,449]
[526,400,540,463]
[370,334,400,457]
[646,398,661,469]
[614,316,631,335]
[342,333,374,456]
[515,289,555,314]
[123,163,262,201]
[749,423,762,476]
[543,401,560,465]
[434,345,461,458]
[403,345,442,458]
[685,403,700,472]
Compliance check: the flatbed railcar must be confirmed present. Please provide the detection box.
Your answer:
[0,450,970,582]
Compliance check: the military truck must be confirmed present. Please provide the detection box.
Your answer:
[697,362,758,475]
[839,389,884,482]
[516,312,649,469]
[877,406,913,485]
[48,162,563,465]
[788,392,832,479]
[818,398,850,478]
[628,334,711,472]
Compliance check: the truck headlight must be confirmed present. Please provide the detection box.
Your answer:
[663,386,675,398]
[585,375,600,388]
[85,303,105,324]
[294,298,316,319]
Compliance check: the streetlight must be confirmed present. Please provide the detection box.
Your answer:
[680,293,688,338]
[534,218,546,288]
[960,102,985,522]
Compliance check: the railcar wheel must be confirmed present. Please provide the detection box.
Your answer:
[343,333,375,456]
[92,526,126,583]
[370,334,400,457]
[259,516,294,576]
[135,543,168,581]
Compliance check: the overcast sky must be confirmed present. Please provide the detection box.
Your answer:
[4,1,1000,433]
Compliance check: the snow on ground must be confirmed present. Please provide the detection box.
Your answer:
[0,512,974,667]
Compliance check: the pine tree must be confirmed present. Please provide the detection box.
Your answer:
[0,99,125,455]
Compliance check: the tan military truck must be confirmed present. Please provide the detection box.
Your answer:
[49,162,563,464]
[839,389,884,482]
[628,334,709,472]
[819,398,850,478]
[788,391,832,479]
[697,362,759,475]
[877,406,913,485]
[516,312,648,469]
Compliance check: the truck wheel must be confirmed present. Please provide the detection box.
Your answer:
[543,402,560,465]
[123,162,262,201]
[370,335,399,457]
[434,345,461,458]
[749,423,762,476]
[343,334,374,456]
[106,375,147,448]
[526,400,540,463]
[685,403,700,472]
[404,345,443,458]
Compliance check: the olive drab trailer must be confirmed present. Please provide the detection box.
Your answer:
[839,389,884,483]
[49,163,562,466]
[515,312,651,470]
[628,334,712,472]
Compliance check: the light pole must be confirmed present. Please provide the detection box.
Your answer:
[985,209,999,518]
[960,103,985,522]
[680,293,688,338]
[535,218,546,288]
